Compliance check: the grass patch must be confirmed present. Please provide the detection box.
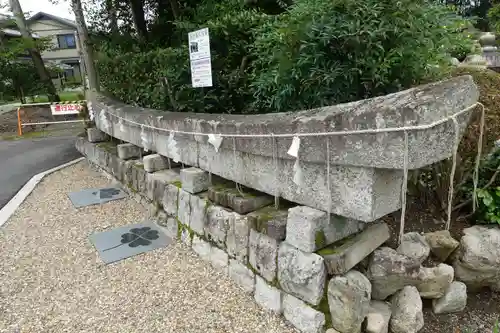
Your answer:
[30,91,84,103]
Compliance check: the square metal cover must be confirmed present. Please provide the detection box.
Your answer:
[89,222,172,264]
[68,187,127,208]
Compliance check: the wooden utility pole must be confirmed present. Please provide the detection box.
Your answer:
[9,0,60,102]
[71,0,99,91]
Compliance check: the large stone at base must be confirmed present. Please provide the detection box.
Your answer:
[365,300,391,333]
[328,270,371,333]
[283,294,325,333]
[390,286,424,333]
[318,222,390,275]
[425,230,460,262]
[453,226,500,291]
[228,259,255,293]
[180,167,209,194]
[226,214,250,263]
[254,276,283,313]
[367,247,421,300]
[162,184,179,216]
[205,206,231,248]
[417,264,454,299]
[178,189,192,226]
[397,232,431,264]
[278,242,326,306]
[432,281,467,314]
[249,229,279,282]
[286,206,362,253]
[190,194,209,235]
[192,235,211,261]
[210,246,229,274]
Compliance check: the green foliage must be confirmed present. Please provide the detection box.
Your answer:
[250,0,473,112]
[488,3,500,34]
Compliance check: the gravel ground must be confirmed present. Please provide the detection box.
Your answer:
[0,161,297,333]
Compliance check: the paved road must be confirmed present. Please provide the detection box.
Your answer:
[0,136,82,209]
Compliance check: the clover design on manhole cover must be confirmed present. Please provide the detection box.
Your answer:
[99,188,121,199]
[103,227,160,252]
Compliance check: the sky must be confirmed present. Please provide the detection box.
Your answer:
[0,0,74,20]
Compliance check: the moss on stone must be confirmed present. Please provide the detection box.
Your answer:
[127,182,137,193]
[316,232,359,256]
[134,162,144,169]
[176,220,183,239]
[312,283,332,329]
[315,230,326,249]
[96,141,118,154]
[171,180,182,188]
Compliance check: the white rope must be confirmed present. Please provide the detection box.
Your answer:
[326,138,332,225]
[95,102,478,139]
[446,116,460,231]
[271,133,280,209]
[472,103,486,212]
[399,130,409,245]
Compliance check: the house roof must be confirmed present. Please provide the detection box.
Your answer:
[28,12,76,29]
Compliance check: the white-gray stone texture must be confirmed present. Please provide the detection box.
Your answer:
[249,229,279,282]
[180,167,209,194]
[117,143,142,160]
[143,154,169,173]
[228,259,255,294]
[282,294,325,333]
[254,276,283,313]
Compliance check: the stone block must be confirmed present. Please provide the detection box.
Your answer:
[283,294,325,333]
[162,184,179,216]
[180,167,209,194]
[205,205,231,248]
[192,235,211,261]
[228,259,255,293]
[181,227,192,247]
[247,206,288,241]
[178,189,192,226]
[249,229,279,282]
[328,270,372,333]
[318,222,390,275]
[155,212,178,240]
[390,286,424,333]
[366,300,392,333]
[254,276,283,313]
[432,281,467,314]
[208,185,273,214]
[190,194,209,235]
[87,127,107,143]
[117,143,142,160]
[397,232,430,264]
[210,246,229,274]
[278,242,326,305]
[425,230,460,262]
[417,264,454,299]
[143,154,169,173]
[146,169,180,204]
[286,206,363,253]
[226,214,250,263]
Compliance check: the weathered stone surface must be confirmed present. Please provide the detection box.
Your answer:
[162,184,179,216]
[278,242,326,306]
[249,229,279,282]
[328,270,371,333]
[190,194,208,235]
[205,206,231,248]
[283,294,325,333]
[228,259,255,293]
[210,246,229,274]
[143,154,169,173]
[180,227,192,247]
[319,222,390,275]
[177,189,192,226]
[155,212,178,240]
[87,127,107,143]
[226,214,250,263]
[367,247,421,300]
[425,230,460,262]
[180,167,209,194]
[146,169,180,203]
[397,232,430,264]
[365,300,391,333]
[432,281,467,314]
[453,226,500,291]
[390,286,424,333]
[192,235,211,261]
[208,186,273,214]
[91,76,478,222]
[326,330,341,333]
[247,206,288,241]
[286,206,362,253]
[254,276,283,313]
[417,264,454,299]
[117,143,142,160]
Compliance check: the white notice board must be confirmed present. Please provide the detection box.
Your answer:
[188,28,213,88]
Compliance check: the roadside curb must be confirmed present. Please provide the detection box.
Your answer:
[0,157,85,227]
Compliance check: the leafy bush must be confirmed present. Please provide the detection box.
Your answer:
[250,0,474,112]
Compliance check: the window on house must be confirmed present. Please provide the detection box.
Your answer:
[57,34,76,49]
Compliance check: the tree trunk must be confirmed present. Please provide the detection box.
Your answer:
[9,0,60,102]
[168,0,180,20]
[71,0,99,91]
[129,0,148,40]
[106,0,119,34]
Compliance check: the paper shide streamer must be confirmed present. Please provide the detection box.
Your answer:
[287,136,303,188]
[141,126,150,152]
[167,132,180,162]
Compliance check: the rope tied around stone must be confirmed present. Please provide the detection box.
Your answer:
[399,130,409,245]
[271,133,280,209]
[446,116,461,231]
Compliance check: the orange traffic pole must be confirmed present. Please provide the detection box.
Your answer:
[17,107,22,136]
